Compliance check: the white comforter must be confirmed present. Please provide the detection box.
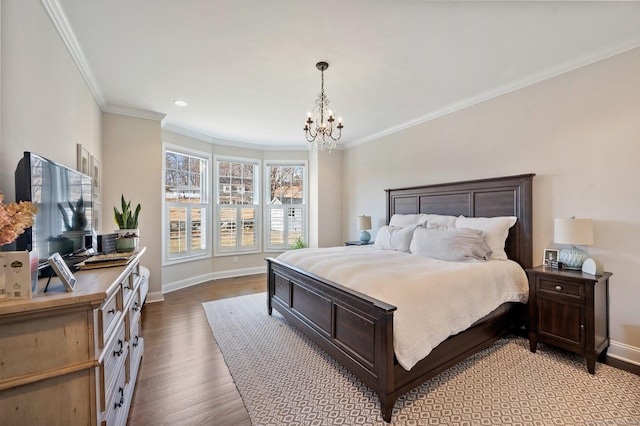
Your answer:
[277,246,529,370]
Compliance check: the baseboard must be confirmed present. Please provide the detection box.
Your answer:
[162,266,267,294]
[145,291,165,304]
[607,340,640,368]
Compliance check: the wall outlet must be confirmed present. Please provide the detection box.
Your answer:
[233,256,238,264]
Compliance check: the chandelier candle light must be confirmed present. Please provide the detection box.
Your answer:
[554,217,594,270]
[304,61,343,151]
[358,215,372,244]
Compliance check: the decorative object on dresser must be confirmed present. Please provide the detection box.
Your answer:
[266,173,534,422]
[303,61,344,150]
[526,265,611,374]
[357,215,372,244]
[554,217,594,269]
[0,247,146,425]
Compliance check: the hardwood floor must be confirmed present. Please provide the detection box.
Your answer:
[128,274,266,426]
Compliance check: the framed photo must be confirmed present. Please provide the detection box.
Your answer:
[90,155,101,196]
[48,252,77,292]
[77,144,90,175]
[543,249,560,268]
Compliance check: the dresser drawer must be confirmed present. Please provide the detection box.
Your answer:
[537,277,584,301]
[98,286,123,348]
[99,321,127,411]
[104,363,128,426]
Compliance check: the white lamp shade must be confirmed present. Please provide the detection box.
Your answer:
[554,218,594,246]
[357,215,372,231]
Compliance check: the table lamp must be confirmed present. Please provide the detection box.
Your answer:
[358,215,372,244]
[554,217,594,270]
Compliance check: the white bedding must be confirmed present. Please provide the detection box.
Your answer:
[276,246,529,370]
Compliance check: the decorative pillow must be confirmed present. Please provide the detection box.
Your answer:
[421,214,458,228]
[389,214,422,227]
[455,216,517,260]
[409,227,493,262]
[374,224,418,252]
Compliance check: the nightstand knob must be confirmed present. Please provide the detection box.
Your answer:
[555,285,562,291]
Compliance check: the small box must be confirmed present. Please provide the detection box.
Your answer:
[1,251,37,300]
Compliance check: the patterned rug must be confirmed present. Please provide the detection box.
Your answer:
[203,293,640,425]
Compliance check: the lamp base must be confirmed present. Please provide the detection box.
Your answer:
[359,230,371,244]
[559,246,588,270]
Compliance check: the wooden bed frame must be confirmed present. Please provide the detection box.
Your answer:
[266,174,534,422]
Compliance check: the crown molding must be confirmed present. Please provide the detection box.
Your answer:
[103,104,166,122]
[162,122,309,152]
[344,34,640,150]
[41,0,105,109]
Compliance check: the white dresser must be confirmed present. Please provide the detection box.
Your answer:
[0,247,146,425]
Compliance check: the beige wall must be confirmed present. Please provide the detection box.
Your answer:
[343,47,640,364]
[102,113,163,300]
[0,0,101,199]
[309,149,343,248]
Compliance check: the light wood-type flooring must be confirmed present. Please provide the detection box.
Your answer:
[128,274,266,426]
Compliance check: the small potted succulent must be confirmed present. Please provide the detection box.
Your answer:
[113,194,141,253]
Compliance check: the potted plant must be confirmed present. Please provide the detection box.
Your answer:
[113,194,141,253]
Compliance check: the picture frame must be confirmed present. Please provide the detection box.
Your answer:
[543,248,560,268]
[48,252,77,292]
[77,144,90,175]
[90,155,101,196]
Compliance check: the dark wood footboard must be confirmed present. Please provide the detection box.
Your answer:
[267,257,526,422]
[267,257,399,418]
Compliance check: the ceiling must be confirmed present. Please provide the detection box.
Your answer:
[51,0,640,149]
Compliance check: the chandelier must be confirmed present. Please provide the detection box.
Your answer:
[304,61,343,151]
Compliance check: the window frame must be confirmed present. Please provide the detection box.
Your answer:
[162,143,212,265]
[214,154,261,256]
[264,160,308,252]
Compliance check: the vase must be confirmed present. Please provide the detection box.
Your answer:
[115,229,139,253]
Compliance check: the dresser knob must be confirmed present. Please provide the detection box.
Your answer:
[555,285,562,291]
[113,339,124,357]
[114,387,124,409]
[580,324,585,329]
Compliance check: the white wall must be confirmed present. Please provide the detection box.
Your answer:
[343,47,640,365]
[0,0,101,199]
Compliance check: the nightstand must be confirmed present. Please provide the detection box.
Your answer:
[526,265,612,374]
[344,241,374,246]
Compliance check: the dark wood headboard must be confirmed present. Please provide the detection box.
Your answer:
[385,174,535,269]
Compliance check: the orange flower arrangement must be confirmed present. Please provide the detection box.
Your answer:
[0,193,38,246]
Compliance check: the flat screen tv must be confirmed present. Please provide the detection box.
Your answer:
[14,151,94,267]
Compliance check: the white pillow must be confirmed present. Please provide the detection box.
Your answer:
[422,214,457,228]
[389,214,422,227]
[410,227,493,262]
[374,225,418,252]
[455,216,517,260]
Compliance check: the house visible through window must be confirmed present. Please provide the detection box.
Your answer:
[215,156,260,254]
[164,147,210,262]
[265,162,306,251]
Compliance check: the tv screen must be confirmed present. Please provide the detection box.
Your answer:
[14,152,94,266]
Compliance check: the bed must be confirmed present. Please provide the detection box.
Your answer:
[266,174,534,422]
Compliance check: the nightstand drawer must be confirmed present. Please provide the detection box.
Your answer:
[537,277,584,300]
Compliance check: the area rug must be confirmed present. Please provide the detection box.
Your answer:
[203,293,640,425]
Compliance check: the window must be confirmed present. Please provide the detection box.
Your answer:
[265,162,307,251]
[215,156,260,254]
[164,146,210,262]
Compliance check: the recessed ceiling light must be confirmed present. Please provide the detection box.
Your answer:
[174,100,188,107]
